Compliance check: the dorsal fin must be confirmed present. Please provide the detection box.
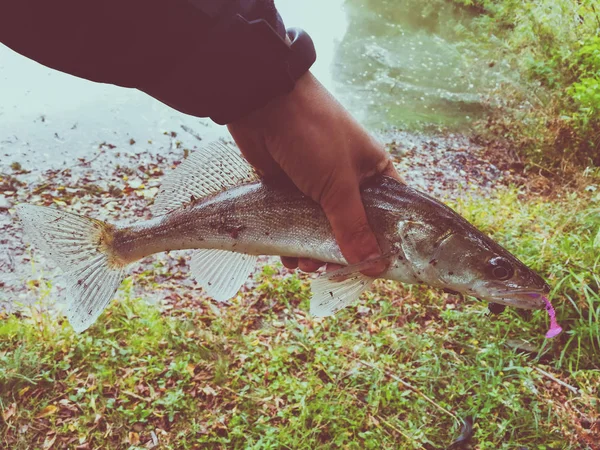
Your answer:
[152,141,259,216]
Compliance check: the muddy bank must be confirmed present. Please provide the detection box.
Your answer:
[0,128,520,312]
[381,129,517,200]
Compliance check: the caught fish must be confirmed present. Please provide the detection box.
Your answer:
[17,142,555,333]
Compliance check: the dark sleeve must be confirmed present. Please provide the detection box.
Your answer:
[0,0,316,124]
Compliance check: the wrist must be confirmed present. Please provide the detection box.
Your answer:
[228,72,336,146]
[210,26,316,125]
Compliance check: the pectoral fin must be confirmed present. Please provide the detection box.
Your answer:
[310,271,374,317]
[309,253,400,317]
[309,258,383,316]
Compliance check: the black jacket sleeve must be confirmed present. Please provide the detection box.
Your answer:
[0,0,316,124]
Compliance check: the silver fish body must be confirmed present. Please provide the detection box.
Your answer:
[17,142,549,332]
[114,175,548,307]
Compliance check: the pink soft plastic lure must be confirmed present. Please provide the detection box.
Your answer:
[541,296,563,338]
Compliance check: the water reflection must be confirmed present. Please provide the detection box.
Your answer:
[331,0,497,129]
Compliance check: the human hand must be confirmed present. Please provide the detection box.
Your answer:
[227,72,401,276]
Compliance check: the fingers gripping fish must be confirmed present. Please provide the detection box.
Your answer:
[16,142,559,335]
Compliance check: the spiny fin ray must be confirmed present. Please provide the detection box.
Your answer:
[152,141,258,216]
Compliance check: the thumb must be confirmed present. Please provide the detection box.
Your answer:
[320,180,388,276]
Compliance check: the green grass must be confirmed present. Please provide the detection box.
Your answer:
[454,187,600,372]
[447,0,600,169]
[1,187,599,449]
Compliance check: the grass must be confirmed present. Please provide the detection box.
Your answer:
[1,186,599,449]
[448,0,600,170]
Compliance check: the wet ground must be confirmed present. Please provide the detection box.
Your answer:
[0,128,519,312]
[0,0,519,311]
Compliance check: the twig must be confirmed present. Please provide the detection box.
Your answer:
[180,125,203,142]
[77,150,104,167]
[32,183,49,194]
[534,367,580,395]
[375,413,423,447]
[122,390,149,402]
[356,359,461,424]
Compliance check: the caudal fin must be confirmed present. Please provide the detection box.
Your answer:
[16,204,126,333]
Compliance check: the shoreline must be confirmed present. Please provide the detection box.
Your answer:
[0,128,524,312]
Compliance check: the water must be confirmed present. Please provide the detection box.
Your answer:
[0,0,505,172]
[331,0,501,128]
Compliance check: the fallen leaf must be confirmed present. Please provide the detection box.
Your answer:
[201,386,217,396]
[129,432,140,445]
[2,402,16,421]
[186,363,195,376]
[35,405,58,418]
[18,386,30,397]
[43,433,57,449]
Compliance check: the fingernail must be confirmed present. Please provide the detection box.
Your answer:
[365,252,382,261]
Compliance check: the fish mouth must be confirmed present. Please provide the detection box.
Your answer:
[486,289,546,310]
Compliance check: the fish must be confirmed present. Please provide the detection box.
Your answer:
[16,141,552,333]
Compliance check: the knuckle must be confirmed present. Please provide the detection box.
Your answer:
[344,221,374,247]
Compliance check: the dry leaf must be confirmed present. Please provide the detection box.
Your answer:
[129,432,140,445]
[201,386,217,396]
[35,405,58,418]
[2,402,16,421]
[186,363,195,376]
[43,433,57,449]
[18,386,30,397]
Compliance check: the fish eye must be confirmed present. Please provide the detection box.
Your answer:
[486,257,514,280]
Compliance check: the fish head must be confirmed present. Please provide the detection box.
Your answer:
[427,230,549,309]
[397,219,549,310]
[366,177,549,310]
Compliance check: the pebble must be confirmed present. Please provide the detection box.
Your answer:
[128,179,143,189]
[0,196,11,210]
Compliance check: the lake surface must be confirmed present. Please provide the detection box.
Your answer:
[0,0,508,171]
[331,0,503,128]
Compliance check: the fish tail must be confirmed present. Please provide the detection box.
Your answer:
[16,204,127,333]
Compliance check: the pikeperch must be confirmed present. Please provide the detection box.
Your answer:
[17,142,552,333]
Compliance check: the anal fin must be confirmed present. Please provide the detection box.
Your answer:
[190,249,257,302]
